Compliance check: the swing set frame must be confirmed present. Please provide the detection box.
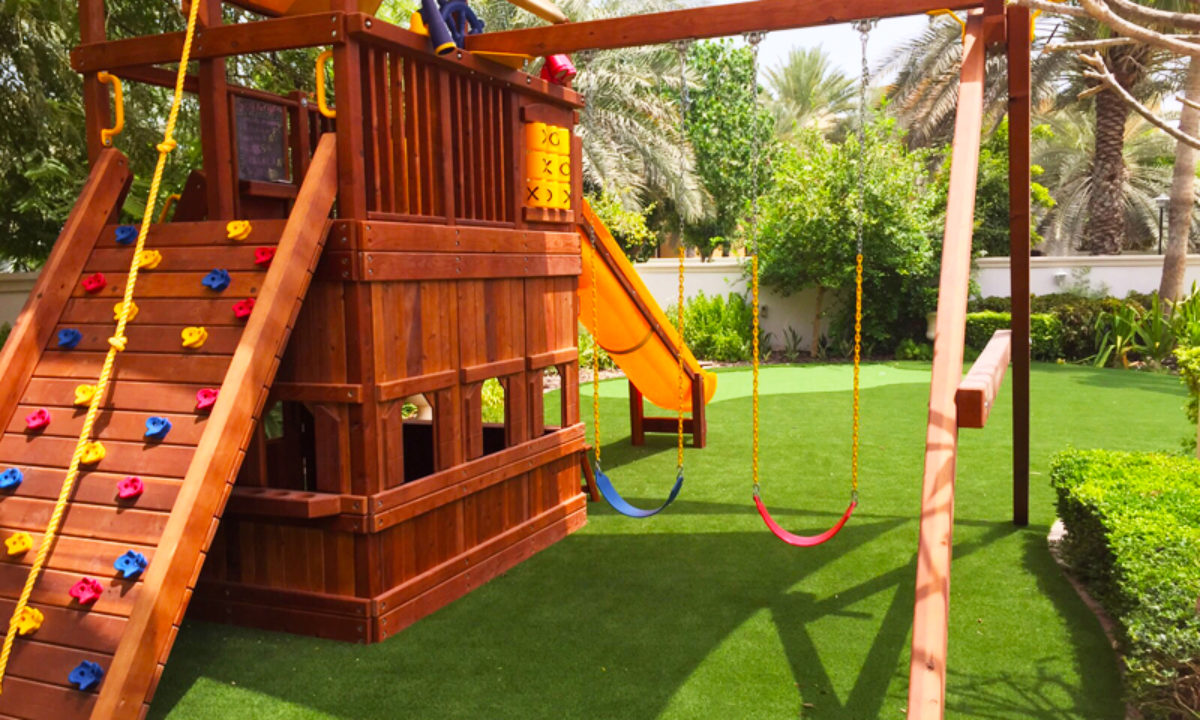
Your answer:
[474,2,1033,718]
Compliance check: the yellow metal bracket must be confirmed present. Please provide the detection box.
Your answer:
[927,9,966,42]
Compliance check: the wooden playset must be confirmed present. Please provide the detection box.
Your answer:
[0,0,1034,718]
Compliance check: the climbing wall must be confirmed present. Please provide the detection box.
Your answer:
[0,135,337,719]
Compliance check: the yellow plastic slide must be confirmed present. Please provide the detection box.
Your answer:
[578,200,717,412]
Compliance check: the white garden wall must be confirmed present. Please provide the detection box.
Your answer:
[0,274,36,329]
[974,255,1200,299]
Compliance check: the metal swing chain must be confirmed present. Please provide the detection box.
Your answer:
[744,30,764,498]
[674,39,691,475]
[590,224,602,471]
[849,19,876,504]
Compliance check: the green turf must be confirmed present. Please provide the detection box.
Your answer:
[150,363,1190,719]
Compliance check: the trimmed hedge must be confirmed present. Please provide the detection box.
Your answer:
[1050,449,1200,718]
[965,311,1062,361]
[970,294,1131,360]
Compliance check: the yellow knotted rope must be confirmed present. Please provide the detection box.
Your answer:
[0,0,203,692]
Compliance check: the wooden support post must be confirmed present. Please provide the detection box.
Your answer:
[198,0,236,219]
[1007,2,1032,528]
[628,381,645,446]
[79,0,111,165]
[907,13,986,720]
[691,374,707,448]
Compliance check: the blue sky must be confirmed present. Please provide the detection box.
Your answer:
[755,16,933,84]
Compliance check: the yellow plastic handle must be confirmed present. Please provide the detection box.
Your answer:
[97,72,125,147]
[926,9,966,43]
[316,49,336,119]
[158,194,181,224]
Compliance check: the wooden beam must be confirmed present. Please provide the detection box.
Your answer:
[1007,2,1032,527]
[907,13,986,720]
[465,0,980,55]
[955,330,1012,429]
[70,12,343,74]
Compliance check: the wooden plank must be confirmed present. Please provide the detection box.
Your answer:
[360,252,580,280]
[79,0,110,165]
[0,151,130,455]
[96,220,288,248]
[3,467,179,513]
[527,347,577,370]
[0,675,96,719]
[46,325,244,356]
[8,405,209,447]
[907,15,986,720]
[187,597,370,643]
[0,497,169,547]
[34,352,232,386]
[86,246,267,273]
[0,436,195,479]
[461,358,525,385]
[355,221,578,254]
[70,13,344,74]
[465,0,981,55]
[268,382,364,404]
[92,133,338,720]
[375,370,458,403]
[68,272,265,299]
[955,330,1011,429]
[5,640,111,690]
[62,299,253,328]
[198,0,236,220]
[1007,2,1032,527]
[0,600,126,655]
[225,487,343,519]
[0,532,156,577]
[20,379,216,415]
[0,563,142,616]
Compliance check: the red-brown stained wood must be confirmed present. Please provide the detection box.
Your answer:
[95,221,286,249]
[955,330,1011,429]
[69,273,264,300]
[47,325,243,356]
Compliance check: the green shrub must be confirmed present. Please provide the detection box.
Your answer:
[1049,449,1200,718]
[965,311,1061,361]
[0,323,9,349]
[578,325,615,372]
[667,291,754,363]
[895,338,932,361]
[970,294,1121,361]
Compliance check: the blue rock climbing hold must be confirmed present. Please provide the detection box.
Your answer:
[144,416,172,441]
[68,661,104,691]
[0,468,22,491]
[57,328,82,349]
[114,225,138,246]
[113,550,149,580]
[202,269,232,292]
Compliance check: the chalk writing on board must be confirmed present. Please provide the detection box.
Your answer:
[235,97,289,183]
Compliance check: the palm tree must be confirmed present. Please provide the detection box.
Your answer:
[473,0,707,221]
[1034,107,1181,254]
[765,48,856,140]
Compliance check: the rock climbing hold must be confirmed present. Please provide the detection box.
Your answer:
[181,326,208,349]
[68,660,104,691]
[68,577,104,606]
[202,269,232,292]
[114,301,138,323]
[117,477,144,500]
[0,468,23,491]
[80,442,106,466]
[233,298,256,320]
[24,409,50,431]
[5,532,31,556]
[81,273,107,294]
[74,384,97,407]
[114,225,138,245]
[14,606,43,636]
[254,247,276,267]
[57,328,82,349]
[195,388,219,412]
[113,550,148,580]
[227,220,252,241]
[144,416,172,441]
[135,249,163,270]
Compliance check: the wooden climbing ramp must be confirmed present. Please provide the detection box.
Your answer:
[0,133,337,719]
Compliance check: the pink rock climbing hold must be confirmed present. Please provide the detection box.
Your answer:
[69,577,104,606]
[24,409,50,431]
[117,477,144,500]
[196,388,219,412]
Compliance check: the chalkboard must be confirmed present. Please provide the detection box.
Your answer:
[235,97,289,183]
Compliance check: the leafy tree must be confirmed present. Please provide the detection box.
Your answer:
[681,39,776,258]
[754,117,944,353]
[586,188,659,261]
[974,119,1056,257]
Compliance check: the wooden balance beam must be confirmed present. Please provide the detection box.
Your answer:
[955,330,1012,429]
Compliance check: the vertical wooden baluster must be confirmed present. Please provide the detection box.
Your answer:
[391,53,410,215]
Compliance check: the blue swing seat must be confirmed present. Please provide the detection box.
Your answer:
[594,463,684,518]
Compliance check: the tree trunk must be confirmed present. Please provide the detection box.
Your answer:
[1160,58,1200,302]
[812,286,825,357]
[1084,87,1131,255]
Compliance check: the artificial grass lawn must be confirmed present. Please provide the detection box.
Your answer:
[151,363,1190,719]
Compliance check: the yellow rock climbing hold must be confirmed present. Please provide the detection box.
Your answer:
[113,301,138,323]
[5,532,32,556]
[80,442,106,465]
[14,606,43,636]
[181,326,209,349]
[73,384,97,407]
[135,249,163,270]
[226,220,252,241]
